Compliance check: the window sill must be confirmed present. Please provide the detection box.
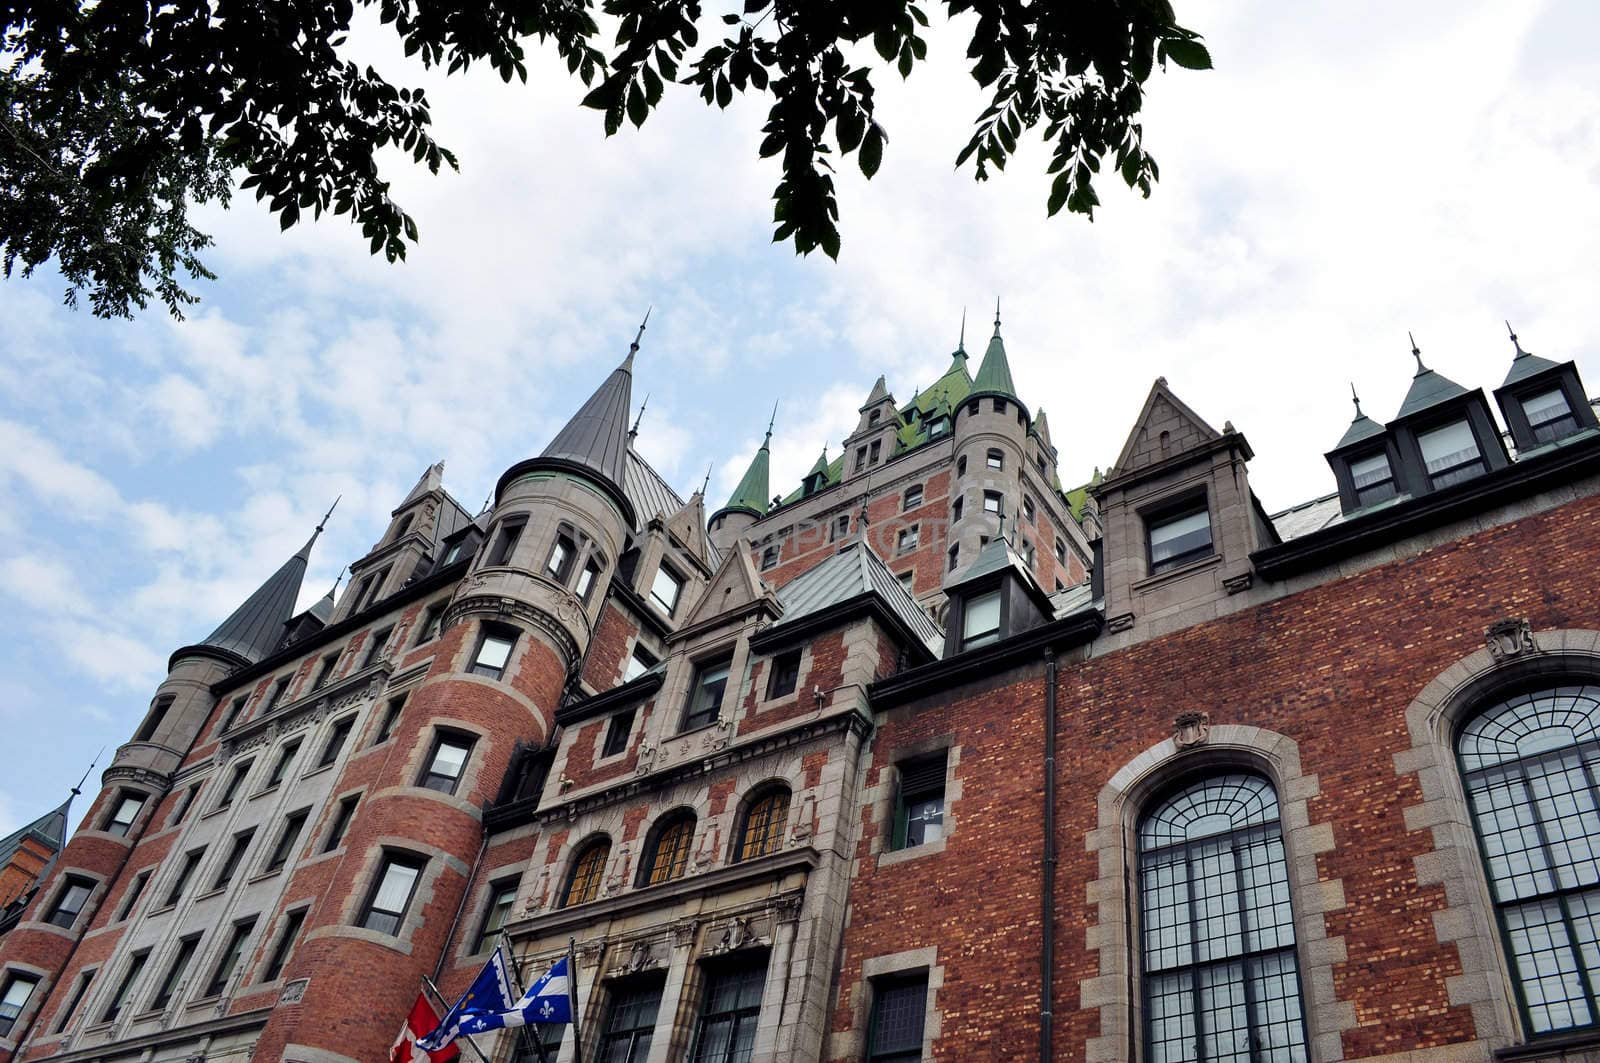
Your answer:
[675,720,721,739]
[878,837,947,868]
[302,762,336,780]
[249,868,285,885]
[250,785,281,801]
[201,805,231,820]
[1132,551,1221,592]
[195,887,227,901]
[147,904,177,917]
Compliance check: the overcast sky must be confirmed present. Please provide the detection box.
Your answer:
[2,0,1597,836]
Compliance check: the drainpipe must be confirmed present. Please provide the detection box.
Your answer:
[1041,646,1058,1062]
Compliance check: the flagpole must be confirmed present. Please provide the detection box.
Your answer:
[422,975,496,1063]
[567,938,585,1063]
[498,931,551,1063]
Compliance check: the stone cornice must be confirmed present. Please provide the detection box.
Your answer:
[217,666,391,763]
[46,1007,270,1063]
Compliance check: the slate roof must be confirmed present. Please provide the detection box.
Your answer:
[0,797,69,873]
[770,540,942,654]
[624,447,686,533]
[1269,492,1345,541]
[195,531,316,664]
[538,348,635,497]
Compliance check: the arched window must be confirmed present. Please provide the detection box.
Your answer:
[734,787,790,862]
[561,836,610,908]
[1458,684,1600,1036]
[639,811,696,886]
[1138,772,1308,1061]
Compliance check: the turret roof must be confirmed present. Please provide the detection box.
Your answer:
[1395,339,1469,420]
[971,317,1018,398]
[194,528,318,664]
[538,346,635,496]
[1502,326,1562,388]
[721,430,772,517]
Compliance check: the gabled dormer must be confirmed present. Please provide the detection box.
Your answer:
[1093,379,1276,635]
[1387,340,1509,497]
[337,461,468,622]
[1493,324,1598,455]
[942,529,1053,657]
[844,376,900,479]
[1326,387,1405,516]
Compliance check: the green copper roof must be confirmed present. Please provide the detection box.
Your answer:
[1503,347,1562,387]
[805,449,830,479]
[1335,412,1385,450]
[1395,367,1469,419]
[721,432,772,517]
[971,325,1017,398]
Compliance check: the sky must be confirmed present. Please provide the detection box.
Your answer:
[2,0,1598,837]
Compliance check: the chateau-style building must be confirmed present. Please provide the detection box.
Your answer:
[3,315,1600,1063]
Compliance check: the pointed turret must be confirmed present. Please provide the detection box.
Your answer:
[1395,334,1468,420]
[863,375,890,408]
[1502,321,1561,388]
[1031,407,1054,449]
[971,304,1018,399]
[1335,384,1385,450]
[186,524,319,666]
[720,425,773,520]
[399,461,445,509]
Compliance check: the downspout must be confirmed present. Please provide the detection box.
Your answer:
[1040,647,1058,1062]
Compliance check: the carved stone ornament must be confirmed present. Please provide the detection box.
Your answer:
[708,917,754,955]
[1174,710,1211,750]
[523,868,551,914]
[693,821,721,870]
[670,919,700,948]
[278,978,310,1005]
[769,893,804,924]
[1106,612,1136,634]
[1486,618,1539,662]
[623,939,659,974]
[1222,571,1253,595]
[634,741,657,777]
[702,714,733,752]
[790,792,816,843]
[603,845,630,897]
[575,939,605,968]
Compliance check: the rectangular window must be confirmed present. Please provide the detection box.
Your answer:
[474,878,520,953]
[835,514,850,540]
[170,783,201,827]
[415,603,447,646]
[767,650,801,700]
[1418,418,1486,489]
[211,829,255,890]
[419,733,474,794]
[947,544,959,572]
[163,847,205,907]
[101,950,148,1022]
[690,957,767,1063]
[259,676,291,715]
[855,447,868,472]
[117,870,151,921]
[986,448,1003,470]
[546,534,577,582]
[892,751,947,850]
[105,793,143,837]
[1524,387,1578,443]
[897,570,915,596]
[982,491,1002,516]
[599,977,664,1063]
[576,558,603,601]
[488,520,524,566]
[682,659,732,731]
[204,917,257,998]
[1349,450,1398,507]
[1148,505,1213,573]
[46,876,94,929]
[52,970,93,1033]
[217,760,252,809]
[0,974,36,1037]
[362,566,392,610]
[151,933,201,1009]
[511,1024,565,1061]
[650,565,684,615]
[903,484,923,509]
[471,625,517,680]
[868,440,881,465]
[896,525,918,553]
[265,738,302,789]
[760,544,780,571]
[951,496,963,523]
[134,696,173,743]
[362,626,393,669]
[324,795,359,852]
[311,651,339,691]
[317,717,354,769]
[442,539,467,566]
[623,645,658,683]
[602,710,635,758]
[374,695,405,744]
[928,417,947,438]
[220,695,247,733]
[1023,496,1035,523]
[265,810,309,872]
[360,853,425,935]
[261,909,307,982]
[1054,538,1067,564]
[867,973,929,1063]
[961,590,1001,650]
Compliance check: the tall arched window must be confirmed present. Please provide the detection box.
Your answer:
[1138,772,1308,1061]
[734,787,790,862]
[639,811,696,886]
[561,836,610,908]
[1458,684,1600,1036]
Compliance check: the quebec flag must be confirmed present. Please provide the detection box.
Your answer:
[504,956,572,1027]
[416,945,519,1051]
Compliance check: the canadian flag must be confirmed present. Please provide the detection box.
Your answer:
[391,992,462,1063]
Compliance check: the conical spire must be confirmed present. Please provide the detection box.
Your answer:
[971,301,1018,398]
[193,514,326,665]
[309,566,343,624]
[1502,320,1561,387]
[720,406,775,517]
[806,447,830,479]
[532,315,644,505]
[863,375,890,408]
[1395,333,1468,419]
[1335,383,1385,450]
[400,462,444,509]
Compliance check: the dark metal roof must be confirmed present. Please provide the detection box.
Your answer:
[1503,349,1563,388]
[0,796,69,869]
[1395,367,1469,420]
[624,447,685,532]
[1335,412,1385,450]
[194,531,316,664]
[770,540,942,654]
[538,350,635,500]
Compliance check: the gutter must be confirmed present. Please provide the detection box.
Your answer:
[868,610,1102,710]
[1040,647,1058,1063]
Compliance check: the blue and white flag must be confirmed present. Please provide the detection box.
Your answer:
[416,945,519,1050]
[504,956,572,1027]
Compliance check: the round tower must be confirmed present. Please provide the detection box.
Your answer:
[947,307,1031,584]
[708,410,775,556]
[250,326,646,1063]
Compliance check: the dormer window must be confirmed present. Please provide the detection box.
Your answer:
[855,446,868,472]
[1148,504,1213,574]
[1418,420,1485,489]
[928,418,947,438]
[961,590,1001,650]
[869,409,881,426]
[651,564,684,615]
[682,659,731,731]
[869,440,882,465]
[1523,388,1577,444]
[1349,450,1398,508]
[441,539,466,566]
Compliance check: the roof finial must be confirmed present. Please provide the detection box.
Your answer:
[1409,331,1426,375]
[700,464,713,497]
[765,399,778,443]
[1507,319,1529,360]
[993,297,1002,336]
[629,393,649,440]
[329,565,345,596]
[631,306,651,354]
[71,747,103,798]
[958,307,967,353]
[297,495,340,561]
[1350,382,1364,419]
